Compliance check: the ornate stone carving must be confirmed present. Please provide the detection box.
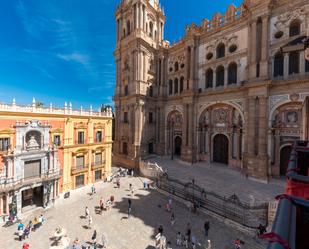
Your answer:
[269,94,289,113]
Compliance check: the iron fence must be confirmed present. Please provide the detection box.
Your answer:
[156,175,268,229]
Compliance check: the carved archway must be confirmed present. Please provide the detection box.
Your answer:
[197,103,244,167]
[166,111,183,156]
[269,101,302,176]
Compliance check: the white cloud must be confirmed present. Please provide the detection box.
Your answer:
[57,52,90,65]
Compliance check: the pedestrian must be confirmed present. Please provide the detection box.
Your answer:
[22,242,30,249]
[91,230,97,244]
[186,223,191,243]
[28,221,33,232]
[158,225,163,235]
[191,234,197,249]
[91,184,96,195]
[23,225,30,239]
[116,178,120,188]
[176,232,182,246]
[110,195,114,205]
[128,199,132,217]
[88,215,93,228]
[18,229,24,241]
[129,183,132,191]
[18,222,24,231]
[170,212,175,226]
[85,206,89,218]
[234,238,241,249]
[40,214,45,225]
[100,198,104,214]
[204,221,210,239]
[131,169,134,177]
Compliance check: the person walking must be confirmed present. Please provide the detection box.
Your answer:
[186,223,191,243]
[170,212,175,226]
[18,228,24,241]
[18,222,24,231]
[85,206,90,218]
[91,230,97,245]
[204,221,210,239]
[99,198,104,214]
[176,232,182,246]
[128,199,132,218]
[22,242,30,249]
[88,215,93,229]
[23,225,30,239]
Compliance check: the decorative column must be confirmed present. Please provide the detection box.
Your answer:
[189,46,195,90]
[260,16,269,78]
[258,96,268,156]
[284,53,289,79]
[224,66,228,88]
[300,50,305,75]
[249,20,257,79]
[213,68,216,90]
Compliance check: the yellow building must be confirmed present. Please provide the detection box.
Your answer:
[0,100,112,216]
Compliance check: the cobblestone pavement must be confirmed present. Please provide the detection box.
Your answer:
[147,156,285,204]
[0,176,265,249]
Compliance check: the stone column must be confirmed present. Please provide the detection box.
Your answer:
[137,3,141,29]
[142,5,145,31]
[213,68,216,90]
[250,21,257,79]
[224,66,228,88]
[260,16,269,78]
[247,97,256,156]
[284,53,289,79]
[258,96,268,156]
[300,50,305,75]
[189,46,195,89]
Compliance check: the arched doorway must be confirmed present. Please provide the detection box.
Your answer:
[280,145,292,176]
[174,136,182,156]
[213,134,229,164]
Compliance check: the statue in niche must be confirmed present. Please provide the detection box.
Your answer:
[286,111,298,124]
[26,135,40,151]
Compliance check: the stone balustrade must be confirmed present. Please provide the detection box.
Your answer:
[0,99,113,118]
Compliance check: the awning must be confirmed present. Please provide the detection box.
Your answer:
[281,36,309,53]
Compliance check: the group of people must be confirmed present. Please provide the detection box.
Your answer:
[17,214,45,242]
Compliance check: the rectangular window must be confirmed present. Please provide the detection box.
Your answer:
[75,174,85,188]
[124,112,128,123]
[95,153,102,165]
[24,160,41,179]
[149,112,153,124]
[54,135,61,146]
[96,131,102,142]
[289,52,300,75]
[76,156,85,168]
[0,138,10,151]
[77,131,84,144]
[95,170,102,181]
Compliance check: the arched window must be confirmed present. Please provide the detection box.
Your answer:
[289,52,300,75]
[216,66,225,87]
[126,21,131,35]
[174,62,179,71]
[228,62,237,84]
[180,77,184,93]
[216,43,225,58]
[205,68,213,88]
[273,52,284,77]
[169,80,173,95]
[289,20,301,37]
[174,78,179,94]
[149,22,154,37]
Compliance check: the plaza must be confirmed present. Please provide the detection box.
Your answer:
[0,175,265,249]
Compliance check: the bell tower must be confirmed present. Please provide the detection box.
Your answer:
[113,0,166,169]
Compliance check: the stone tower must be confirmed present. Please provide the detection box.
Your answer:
[113,0,166,168]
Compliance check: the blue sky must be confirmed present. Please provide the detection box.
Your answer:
[0,0,242,110]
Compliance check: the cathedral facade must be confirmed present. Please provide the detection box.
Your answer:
[113,0,309,180]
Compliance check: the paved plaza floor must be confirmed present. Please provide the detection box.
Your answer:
[147,156,285,204]
[0,176,265,249]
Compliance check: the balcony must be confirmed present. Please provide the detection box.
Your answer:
[91,161,105,170]
[0,169,61,192]
[71,164,89,175]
